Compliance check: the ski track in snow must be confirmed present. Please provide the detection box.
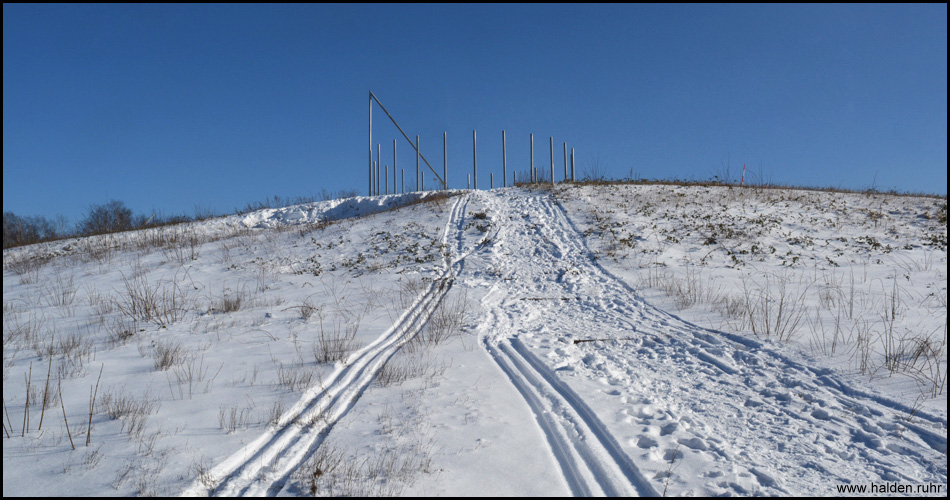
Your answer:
[467,189,946,496]
[180,188,945,497]
[181,195,479,497]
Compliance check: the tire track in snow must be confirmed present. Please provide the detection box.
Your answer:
[181,194,477,497]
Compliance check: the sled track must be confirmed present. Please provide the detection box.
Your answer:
[485,334,657,496]
[476,190,946,496]
[181,195,474,497]
[478,192,658,496]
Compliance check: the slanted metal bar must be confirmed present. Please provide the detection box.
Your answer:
[369,91,445,188]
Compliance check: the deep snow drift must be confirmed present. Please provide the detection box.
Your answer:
[3,184,946,496]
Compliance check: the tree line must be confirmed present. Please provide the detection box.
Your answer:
[3,200,193,249]
[3,189,360,249]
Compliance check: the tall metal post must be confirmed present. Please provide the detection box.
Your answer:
[473,130,478,190]
[502,130,507,188]
[550,137,555,187]
[563,142,568,182]
[377,144,381,196]
[443,132,447,190]
[393,139,397,195]
[385,165,388,195]
[415,135,420,192]
[491,172,494,190]
[530,133,534,183]
[571,148,575,182]
[369,92,373,196]
[402,169,405,194]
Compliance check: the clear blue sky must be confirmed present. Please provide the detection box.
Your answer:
[4,4,947,223]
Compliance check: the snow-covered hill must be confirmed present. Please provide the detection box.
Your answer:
[3,184,946,496]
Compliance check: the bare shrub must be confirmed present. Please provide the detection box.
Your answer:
[284,297,319,321]
[267,398,285,427]
[295,443,347,496]
[213,285,248,314]
[405,284,467,352]
[170,354,223,400]
[852,320,876,376]
[98,388,159,437]
[105,316,140,345]
[7,255,50,284]
[44,271,78,307]
[656,265,722,310]
[313,313,361,364]
[376,352,447,387]
[4,310,46,347]
[151,340,184,371]
[113,271,195,326]
[276,363,316,392]
[190,458,217,491]
[216,239,234,264]
[740,272,810,342]
[397,277,427,310]
[914,324,947,397]
[218,404,253,433]
[162,228,204,266]
[293,439,434,496]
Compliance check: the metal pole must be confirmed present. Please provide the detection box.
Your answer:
[369,92,373,196]
[530,133,534,183]
[467,174,471,190]
[491,172,494,190]
[393,139,397,195]
[502,130,507,188]
[416,135,420,192]
[443,132,447,190]
[377,144,381,196]
[563,142,568,182]
[550,136,554,187]
[402,168,405,194]
[571,148,575,182]
[385,165,388,195]
[473,130,477,191]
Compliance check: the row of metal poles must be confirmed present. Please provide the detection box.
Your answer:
[368,131,576,196]
[369,91,576,197]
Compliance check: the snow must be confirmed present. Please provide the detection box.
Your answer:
[3,183,946,496]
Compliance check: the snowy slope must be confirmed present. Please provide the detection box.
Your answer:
[3,185,946,496]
